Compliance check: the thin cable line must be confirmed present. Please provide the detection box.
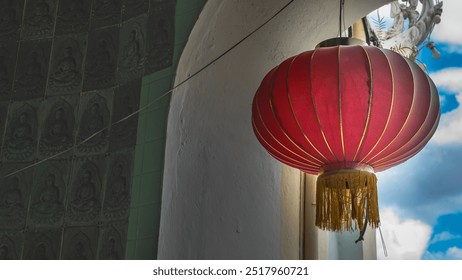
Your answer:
[342,0,346,37]
[378,226,388,257]
[338,0,342,36]
[4,0,297,178]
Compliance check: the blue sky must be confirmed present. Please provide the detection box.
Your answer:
[368,0,462,260]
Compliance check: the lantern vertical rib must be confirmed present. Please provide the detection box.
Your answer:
[309,49,340,163]
[374,75,439,168]
[371,61,427,166]
[374,93,439,170]
[367,57,416,164]
[272,56,325,166]
[352,46,374,162]
[255,79,311,166]
[358,48,396,164]
[286,54,328,163]
[338,46,346,163]
[268,63,321,167]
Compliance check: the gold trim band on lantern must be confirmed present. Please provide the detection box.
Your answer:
[320,162,374,174]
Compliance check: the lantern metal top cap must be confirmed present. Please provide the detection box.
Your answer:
[315,37,366,48]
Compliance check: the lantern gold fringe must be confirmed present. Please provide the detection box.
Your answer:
[315,169,380,232]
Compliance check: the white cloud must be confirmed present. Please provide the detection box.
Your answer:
[432,0,462,46]
[430,67,462,93]
[440,44,462,54]
[377,207,432,260]
[430,68,462,144]
[439,94,447,108]
[424,247,462,260]
[376,144,462,224]
[429,231,461,244]
[447,247,462,258]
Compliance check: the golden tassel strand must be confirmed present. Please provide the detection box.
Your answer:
[315,169,380,232]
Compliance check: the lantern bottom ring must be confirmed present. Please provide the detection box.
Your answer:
[315,169,380,232]
[320,162,374,174]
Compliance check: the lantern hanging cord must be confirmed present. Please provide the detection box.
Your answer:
[3,0,296,178]
[338,0,346,37]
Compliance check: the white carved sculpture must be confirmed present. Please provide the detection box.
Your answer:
[372,0,443,60]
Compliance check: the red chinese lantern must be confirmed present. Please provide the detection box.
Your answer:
[252,39,440,232]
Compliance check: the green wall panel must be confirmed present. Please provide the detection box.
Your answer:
[126,0,207,260]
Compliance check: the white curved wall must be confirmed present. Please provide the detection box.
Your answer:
[159,0,390,259]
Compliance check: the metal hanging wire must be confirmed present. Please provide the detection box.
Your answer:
[338,0,346,37]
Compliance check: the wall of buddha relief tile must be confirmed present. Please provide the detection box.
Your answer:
[29,160,70,227]
[76,91,112,156]
[98,222,127,260]
[3,101,40,162]
[62,226,99,259]
[24,230,61,259]
[110,79,140,151]
[14,40,51,100]
[146,1,175,74]
[83,27,119,91]
[0,0,25,41]
[118,15,147,84]
[103,152,132,221]
[38,96,78,158]
[55,0,91,35]
[22,0,57,40]
[0,164,32,229]
[66,156,105,226]
[0,232,22,259]
[0,41,18,100]
[47,35,86,96]
[0,102,8,146]
[91,0,122,29]
[0,0,176,259]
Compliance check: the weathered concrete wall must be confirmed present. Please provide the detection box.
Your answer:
[160,0,389,259]
[0,0,176,259]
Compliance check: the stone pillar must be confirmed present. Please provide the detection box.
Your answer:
[303,173,318,259]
